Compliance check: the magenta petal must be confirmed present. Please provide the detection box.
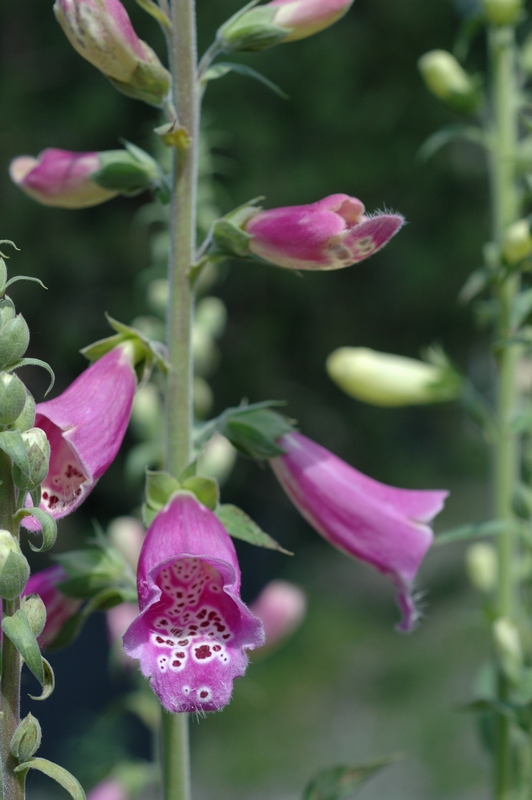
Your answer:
[123,493,264,713]
[23,565,82,649]
[270,433,448,631]
[33,347,136,522]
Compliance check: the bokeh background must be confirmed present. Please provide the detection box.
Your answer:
[0,0,497,797]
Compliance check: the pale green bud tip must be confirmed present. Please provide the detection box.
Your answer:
[418,50,477,109]
[502,219,532,264]
[10,714,42,762]
[482,0,522,25]
[326,347,456,407]
[465,543,498,592]
[21,593,47,637]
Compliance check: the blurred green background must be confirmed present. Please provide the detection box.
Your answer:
[0,0,497,796]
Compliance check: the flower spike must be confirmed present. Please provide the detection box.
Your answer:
[123,492,264,713]
[270,432,448,630]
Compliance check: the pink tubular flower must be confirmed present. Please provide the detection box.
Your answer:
[267,0,353,41]
[245,194,404,270]
[9,150,118,209]
[23,565,82,649]
[87,778,127,800]
[270,433,448,631]
[33,346,137,522]
[123,492,264,713]
[250,580,306,649]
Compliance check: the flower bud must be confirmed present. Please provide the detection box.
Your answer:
[12,428,50,492]
[218,0,353,52]
[197,434,237,486]
[326,347,459,407]
[0,314,30,368]
[0,298,16,329]
[493,617,523,684]
[482,0,522,25]
[108,516,144,570]
[21,593,47,637]
[0,373,28,425]
[11,392,36,433]
[418,50,480,113]
[465,543,497,592]
[54,0,171,106]
[10,714,42,762]
[250,580,306,652]
[0,530,30,600]
[502,219,532,265]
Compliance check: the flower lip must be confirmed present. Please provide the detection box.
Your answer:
[270,432,448,631]
[123,492,264,714]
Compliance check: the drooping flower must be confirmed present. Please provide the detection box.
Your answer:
[270,432,448,630]
[244,194,404,270]
[33,345,137,522]
[9,150,118,209]
[123,492,264,713]
[250,580,306,650]
[22,565,82,649]
[54,0,170,106]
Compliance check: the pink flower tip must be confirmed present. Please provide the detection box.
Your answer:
[270,432,448,631]
[268,0,354,42]
[245,194,405,271]
[123,493,264,713]
[250,580,306,649]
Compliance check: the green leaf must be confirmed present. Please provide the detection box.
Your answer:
[417,124,486,162]
[5,359,55,395]
[182,475,219,510]
[14,508,57,552]
[221,407,295,460]
[30,657,55,701]
[434,519,517,546]
[216,504,292,554]
[302,756,403,800]
[203,62,289,99]
[2,609,44,685]
[15,758,86,800]
[511,287,532,328]
[0,430,29,475]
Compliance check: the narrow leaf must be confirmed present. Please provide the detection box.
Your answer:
[15,758,86,800]
[217,504,292,554]
[434,519,516,546]
[14,508,57,552]
[30,657,55,701]
[418,125,486,162]
[5,359,55,395]
[203,62,289,99]
[302,755,402,800]
[2,610,44,685]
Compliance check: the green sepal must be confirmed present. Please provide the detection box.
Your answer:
[5,358,55,395]
[4,276,47,293]
[211,199,263,258]
[216,1,290,53]
[14,508,57,553]
[2,609,44,685]
[216,503,292,554]
[143,470,181,524]
[81,314,168,382]
[302,756,403,800]
[182,475,219,510]
[92,144,161,196]
[202,62,288,99]
[0,430,29,475]
[221,407,295,459]
[14,757,86,800]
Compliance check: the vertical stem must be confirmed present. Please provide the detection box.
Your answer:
[161,0,198,794]
[488,24,520,800]
[0,451,24,800]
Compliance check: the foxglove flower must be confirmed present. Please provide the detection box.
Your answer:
[266,0,353,41]
[33,346,136,522]
[23,565,82,649]
[54,0,170,106]
[250,580,306,650]
[244,194,404,270]
[10,150,118,209]
[270,433,448,630]
[123,492,264,713]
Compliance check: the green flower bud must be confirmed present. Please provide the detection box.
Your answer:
[493,617,523,684]
[502,219,532,264]
[0,373,27,425]
[465,543,498,592]
[0,314,30,368]
[0,258,7,295]
[217,6,289,53]
[418,50,481,113]
[21,593,47,637]
[0,297,16,329]
[10,713,42,762]
[0,530,30,600]
[482,0,522,25]
[12,427,50,491]
[11,391,36,432]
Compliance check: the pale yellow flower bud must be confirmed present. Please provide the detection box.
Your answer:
[465,543,497,592]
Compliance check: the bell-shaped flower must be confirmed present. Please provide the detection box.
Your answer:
[10,150,118,209]
[32,345,137,522]
[270,433,448,630]
[244,194,404,270]
[22,565,82,649]
[123,492,264,713]
[54,0,170,106]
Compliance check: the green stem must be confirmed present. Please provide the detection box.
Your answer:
[488,24,520,800]
[161,0,199,793]
[0,451,24,800]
